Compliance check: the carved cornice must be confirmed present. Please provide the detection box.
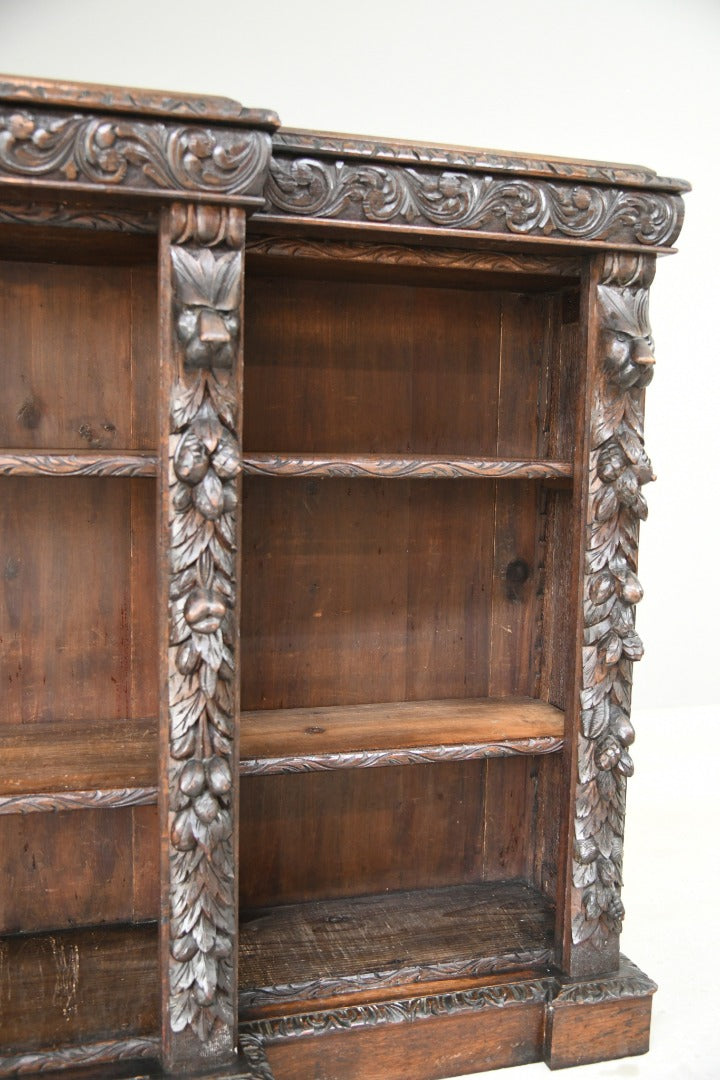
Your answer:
[240,978,549,1044]
[0,1037,160,1077]
[163,203,244,1055]
[237,948,555,1009]
[260,155,684,250]
[239,736,563,776]
[0,106,272,204]
[0,74,279,129]
[571,253,656,961]
[0,787,157,815]
[272,130,689,194]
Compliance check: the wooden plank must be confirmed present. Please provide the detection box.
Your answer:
[241,477,410,710]
[238,881,554,1008]
[263,1001,545,1080]
[241,453,572,479]
[546,997,653,1070]
[0,261,154,452]
[0,925,158,1054]
[238,763,488,908]
[0,718,156,795]
[0,477,155,726]
[240,697,563,759]
[0,808,140,933]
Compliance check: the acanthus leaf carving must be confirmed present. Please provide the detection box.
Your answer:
[571,254,656,958]
[262,156,683,249]
[0,107,271,199]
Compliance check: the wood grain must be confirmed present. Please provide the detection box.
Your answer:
[240,697,563,760]
[238,881,554,1008]
[0,261,156,451]
[0,925,158,1053]
[0,478,156,725]
[0,719,156,795]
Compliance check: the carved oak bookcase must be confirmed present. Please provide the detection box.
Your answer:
[0,76,687,1079]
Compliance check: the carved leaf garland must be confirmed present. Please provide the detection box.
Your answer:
[165,206,243,1047]
[572,255,656,955]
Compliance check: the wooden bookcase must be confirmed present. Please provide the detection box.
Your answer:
[0,76,687,1079]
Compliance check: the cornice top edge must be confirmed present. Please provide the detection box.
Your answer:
[272,127,690,195]
[0,74,280,132]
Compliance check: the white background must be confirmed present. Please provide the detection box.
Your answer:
[3,2,719,1076]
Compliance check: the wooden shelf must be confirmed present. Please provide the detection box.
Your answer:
[239,697,564,774]
[242,453,573,480]
[0,700,563,810]
[0,451,158,477]
[0,719,157,812]
[237,880,555,1010]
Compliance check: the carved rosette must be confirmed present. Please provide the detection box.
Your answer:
[162,204,244,1055]
[571,253,656,965]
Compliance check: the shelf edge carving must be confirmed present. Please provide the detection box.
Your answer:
[0,200,157,232]
[0,452,158,477]
[0,787,158,814]
[242,455,573,480]
[239,736,564,775]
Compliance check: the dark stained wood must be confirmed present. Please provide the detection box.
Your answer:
[0,74,685,1080]
[0,73,279,129]
[0,806,156,933]
[238,881,554,1008]
[0,925,158,1053]
[238,762,489,907]
[545,997,653,1070]
[0,478,156,725]
[264,1000,545,1080]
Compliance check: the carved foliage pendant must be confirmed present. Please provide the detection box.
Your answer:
[163,204,244,1052]
[572,254,656,961]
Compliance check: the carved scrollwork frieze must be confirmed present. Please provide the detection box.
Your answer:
[164,204,244,1051]
[261,156,683,249]
[0,107,272,201]
[571,253,656,960]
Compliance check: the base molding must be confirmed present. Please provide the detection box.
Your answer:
[0,958,656,1079]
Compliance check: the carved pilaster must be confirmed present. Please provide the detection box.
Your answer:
[159,202,245,1071]
[568,252,656,976]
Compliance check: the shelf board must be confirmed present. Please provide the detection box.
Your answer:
[241,453,573,480]
[0,451,158,477]
[0,699,563,810]
[239,697,564,774]
[0,718,157,809]
[238,880,555,1010]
